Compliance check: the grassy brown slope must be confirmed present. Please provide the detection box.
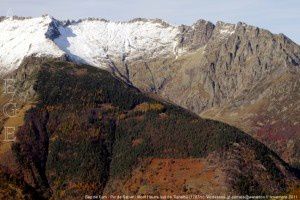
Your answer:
[2,58,298,199]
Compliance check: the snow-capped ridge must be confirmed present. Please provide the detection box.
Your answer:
[59,17,175,29]
[0,16,32,22]
[52,17,182,67]
[1,15,298,75]
[0,15,191,74]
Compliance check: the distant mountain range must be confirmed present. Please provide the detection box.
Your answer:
[0,15,299,199]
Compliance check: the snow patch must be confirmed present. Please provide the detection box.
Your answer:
[216,21,236,38]
[220,29,235,35]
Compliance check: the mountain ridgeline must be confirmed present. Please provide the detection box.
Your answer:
[0,58,298,199]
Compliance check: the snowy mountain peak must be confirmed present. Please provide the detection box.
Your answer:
[0,16,187,74]
[0,16,65,74]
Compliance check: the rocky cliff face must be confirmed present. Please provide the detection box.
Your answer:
[177,20,215,51]
[124,21,300,111]
[117,21,300,168]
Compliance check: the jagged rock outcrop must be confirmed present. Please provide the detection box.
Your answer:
[178,19,215,51]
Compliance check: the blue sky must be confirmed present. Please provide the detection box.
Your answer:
[1,0,299,44]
